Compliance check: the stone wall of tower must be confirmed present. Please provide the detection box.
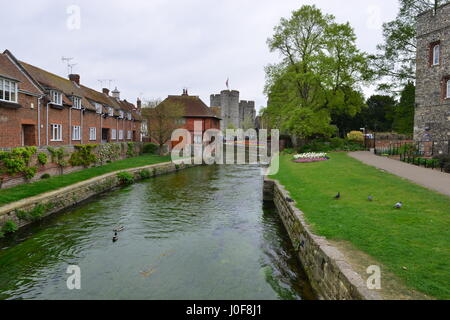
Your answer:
[414,3,450,154]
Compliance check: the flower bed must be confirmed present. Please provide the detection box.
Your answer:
[293,153,329,163]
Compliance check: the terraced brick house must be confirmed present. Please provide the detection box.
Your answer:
[0,50,142,148]
[414,2,450,155]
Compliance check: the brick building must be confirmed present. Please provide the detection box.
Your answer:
[0,50,141,148]
[414,3,450,155]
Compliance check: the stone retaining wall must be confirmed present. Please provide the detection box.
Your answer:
[264,178,381,300]
[0,161,194,231]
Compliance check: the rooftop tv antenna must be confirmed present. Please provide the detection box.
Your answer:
[62,56,76,75]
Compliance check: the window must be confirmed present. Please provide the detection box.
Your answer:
[111,129,117,140]
[95,102,102,114]
[0,78,18,103]
[432,44,440,66]
[447,80,450,99]
[127,130,132,140]
[119,130,124,140]
[89,127,97,141]
[127,112,132,120]
[119,110,124,119]
[51,124,62,141]
[50,90,62,105]
[108,107,114,117]
[177,118,186,125]
[72,125,81,141]
[72,96,82,109]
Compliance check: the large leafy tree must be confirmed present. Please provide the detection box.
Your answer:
[264,5,370,140]
[370,0,441,92]
[362,95,397,132]
[393,82,416,135]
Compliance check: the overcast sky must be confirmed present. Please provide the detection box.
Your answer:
[2,0,399,112]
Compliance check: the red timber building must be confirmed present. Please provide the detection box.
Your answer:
[157,89,221,148]
[0,50,142,148]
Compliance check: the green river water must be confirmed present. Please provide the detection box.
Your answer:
[0,164,315,300]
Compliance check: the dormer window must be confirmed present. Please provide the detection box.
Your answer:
[50,90,62,105]
[108,107,114,117]
[95,102,102,114]
[0,77,18,103]
[72,96,82,109]
[119,110,124,119]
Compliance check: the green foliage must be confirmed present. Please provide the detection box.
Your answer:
[16,203,48,222]
[117,171,134,185]
[175,164,180,170]
[264,5,371,139]
[0,231,4,239]
[346,131,364,143]
[0,147,38,180]
[299,138,364,153]
[37,152,48,165]
[41,173,51,179]
[69,144,98,167]
[47,147,67,168]
[126,142,136,157]
[143,143,158,154]
[1,220,18,234]
[97,143,121,162]
[393,82,415,135]
[139,169,151,179]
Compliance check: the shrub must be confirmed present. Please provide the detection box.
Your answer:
[16,204,47,222]
[2,220,18,234]
[126,142,136,157]
[282,148,296,155]
[0,231,4,239]
[346,131,364,143]
[139,169,151,179]
[41,173,51,179]
[143,143,158,154]
[433,155,450,167]
[444,162,450,173]
[23,167,37,180]
[117,172,134,185]
[0,147,37,179]
[37,152,48,165]
[70,144,97,167]
[329,137,346,149]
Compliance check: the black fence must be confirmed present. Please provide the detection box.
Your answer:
[374,140,450,157]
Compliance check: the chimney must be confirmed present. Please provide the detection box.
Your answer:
[182,88,188,96]
[112,87,120,99]
[136,98,142,112]
[69,74,80,85]
[103,88,110,96]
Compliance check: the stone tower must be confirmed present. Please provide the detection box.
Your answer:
[414,2,450,154]
[210,90,256,131]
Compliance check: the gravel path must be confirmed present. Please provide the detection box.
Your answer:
[349,151,450,197]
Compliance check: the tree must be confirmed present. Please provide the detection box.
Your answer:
[141,99,184,155]
[264,5,370,140]
[370,0,438,92]
[393,82,415,135]
[362,95,397,132]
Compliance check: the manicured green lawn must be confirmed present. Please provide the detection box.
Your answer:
[273,153,450,299]
[0,154,171,206]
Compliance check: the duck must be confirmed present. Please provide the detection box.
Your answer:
[112,232,119,242]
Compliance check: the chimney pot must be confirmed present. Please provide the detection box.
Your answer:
[69,74,80,85]
[103,88,110,96]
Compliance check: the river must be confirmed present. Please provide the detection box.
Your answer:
[0,164,315,300]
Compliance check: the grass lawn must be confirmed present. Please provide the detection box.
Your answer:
[0,154,171,207]
[273,152,450,299]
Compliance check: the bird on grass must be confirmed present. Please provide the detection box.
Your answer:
[334,192,341,200]
[368,196,374,202]
[394,202,403,209]
[112,232,119,242]
[286,197,294,203]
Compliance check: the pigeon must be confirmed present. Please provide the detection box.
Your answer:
[334,192,341,200]
[394,202,403,209]
[286,197,294,203]
[112,232,119,242]
[368,196,374,201]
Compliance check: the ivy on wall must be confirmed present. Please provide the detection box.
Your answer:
[69,144,98,167]
[0,147,38,180]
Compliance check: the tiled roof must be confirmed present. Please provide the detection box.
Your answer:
[0,53,42,96]
[160,94,221,119]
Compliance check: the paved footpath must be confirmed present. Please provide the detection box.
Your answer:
[349,151,450,197]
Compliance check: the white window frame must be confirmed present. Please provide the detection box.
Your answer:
[447,80,450,99]
[72,125,81,141]
[108,107,114,117]
[119,130,124,140]
[95,102,102,114]
[127,130,132,140]
[0,78,19,103]
[433,44,440,66]
[50,90,63,106]
[111,129,117,140]
[89,127,97,141]
[119,110,124,119]
[127,112,132,120]
[72,96,82,109]
[50,124,63,142]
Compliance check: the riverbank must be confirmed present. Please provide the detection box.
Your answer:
[0,154,170,207]
[272,153,450,300]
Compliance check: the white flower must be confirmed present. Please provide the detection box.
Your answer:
[293,152,327,160]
